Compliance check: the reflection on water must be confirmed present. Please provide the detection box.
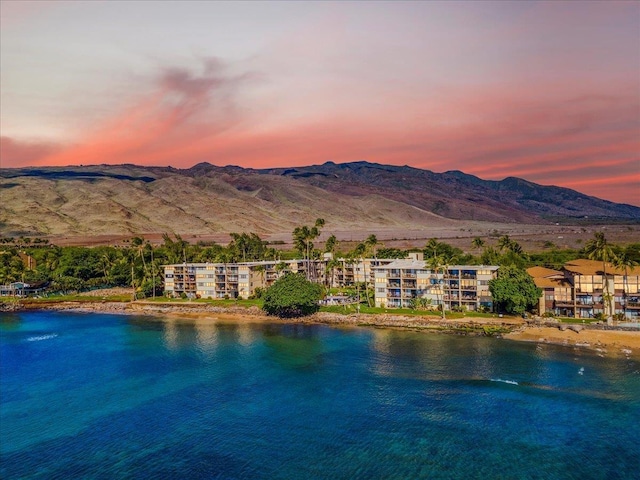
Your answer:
[262,323,325,370]
[194,321,218,355]
[163,321,179,350]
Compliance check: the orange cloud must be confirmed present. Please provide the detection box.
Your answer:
[0,136,61,167]
[2,62,638,206]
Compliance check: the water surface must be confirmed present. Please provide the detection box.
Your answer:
[1,311,639,479]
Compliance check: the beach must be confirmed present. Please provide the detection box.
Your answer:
[505,327,640,358]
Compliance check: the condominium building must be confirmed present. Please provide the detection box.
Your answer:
[373,260,498,311]
[527,259,640,319]
[164,259,325,299]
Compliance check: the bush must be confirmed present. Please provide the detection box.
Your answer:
[262,273,322,318]
[489,266,541,315]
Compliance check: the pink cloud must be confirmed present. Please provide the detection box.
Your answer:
[2,58,638,206]
[0,136,61,167]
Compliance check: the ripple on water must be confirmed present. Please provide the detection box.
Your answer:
[1,312,639,479]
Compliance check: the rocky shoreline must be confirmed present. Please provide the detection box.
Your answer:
[4,299,639,358]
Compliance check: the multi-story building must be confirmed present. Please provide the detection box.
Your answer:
[164,259,326,299]
[373,260,498,311]
[526,266,574,317]
[527,259,640,320]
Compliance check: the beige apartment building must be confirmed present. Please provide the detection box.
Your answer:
[164,259,325,299]
[373,260,498,311]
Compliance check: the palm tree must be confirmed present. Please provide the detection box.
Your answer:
[612,251,639,321]
[292,218,325,280]
[99,251,118,285]
[325,258,341,288]
[427,254,447,320]
[425,238,440,259]
[584,232,616,320]
[497,235,513,252]
[472,237,485,251]
[365,234,378,258]
[325,234,337,258]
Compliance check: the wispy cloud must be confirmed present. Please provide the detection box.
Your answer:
[20,58,254,166]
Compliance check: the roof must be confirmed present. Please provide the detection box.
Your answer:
[563,259,640,276]
[373,259,427,270]
[373,260,498,271]
[532,277,572,289]
[527,266,563,279]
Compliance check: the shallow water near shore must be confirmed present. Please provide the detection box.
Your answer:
[1,311,639,479]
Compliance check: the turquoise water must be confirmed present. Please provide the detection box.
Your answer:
[1,312,639,479]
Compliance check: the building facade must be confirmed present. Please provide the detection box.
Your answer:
[163,256,500,312]
[373,260,498,311]
[164,259,325,299]
[527,259,640,320]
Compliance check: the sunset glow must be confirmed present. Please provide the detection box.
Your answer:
[1,1,638,205]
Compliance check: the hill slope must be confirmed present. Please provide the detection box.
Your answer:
[1,162,638,237]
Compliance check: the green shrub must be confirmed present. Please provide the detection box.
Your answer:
[262,273,322,318]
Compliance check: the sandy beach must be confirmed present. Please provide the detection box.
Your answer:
[505,327,640,358]
[11,299,640,359]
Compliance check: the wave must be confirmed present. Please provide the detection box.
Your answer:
[489,378,519,385]
[26,334,58,342]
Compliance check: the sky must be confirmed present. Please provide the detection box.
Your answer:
[1,0,639,205]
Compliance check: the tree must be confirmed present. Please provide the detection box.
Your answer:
[497,235,513,252]
[489,266,541,315]
[365,234,378,258]
[472,237,485,251]
[262,273,322,318]
[612,251,638,320]
[427,254,448,319]
[324,234,337,255]
[292,218,325,280]
[583,232,616,319]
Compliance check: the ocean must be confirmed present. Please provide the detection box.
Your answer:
[1,311,639,479]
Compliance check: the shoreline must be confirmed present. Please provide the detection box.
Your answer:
[6,299,640,359]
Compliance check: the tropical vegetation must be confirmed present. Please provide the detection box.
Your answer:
[262,273,322,318]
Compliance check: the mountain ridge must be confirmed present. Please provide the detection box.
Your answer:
[1,161,638,237]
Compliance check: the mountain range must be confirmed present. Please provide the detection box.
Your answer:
[1,161,638,238]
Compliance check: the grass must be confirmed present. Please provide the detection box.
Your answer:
[319,303,508,319]
[139,297,264,308]
[22,293,132,303]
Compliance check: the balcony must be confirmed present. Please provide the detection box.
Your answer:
[554,301,574,307]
